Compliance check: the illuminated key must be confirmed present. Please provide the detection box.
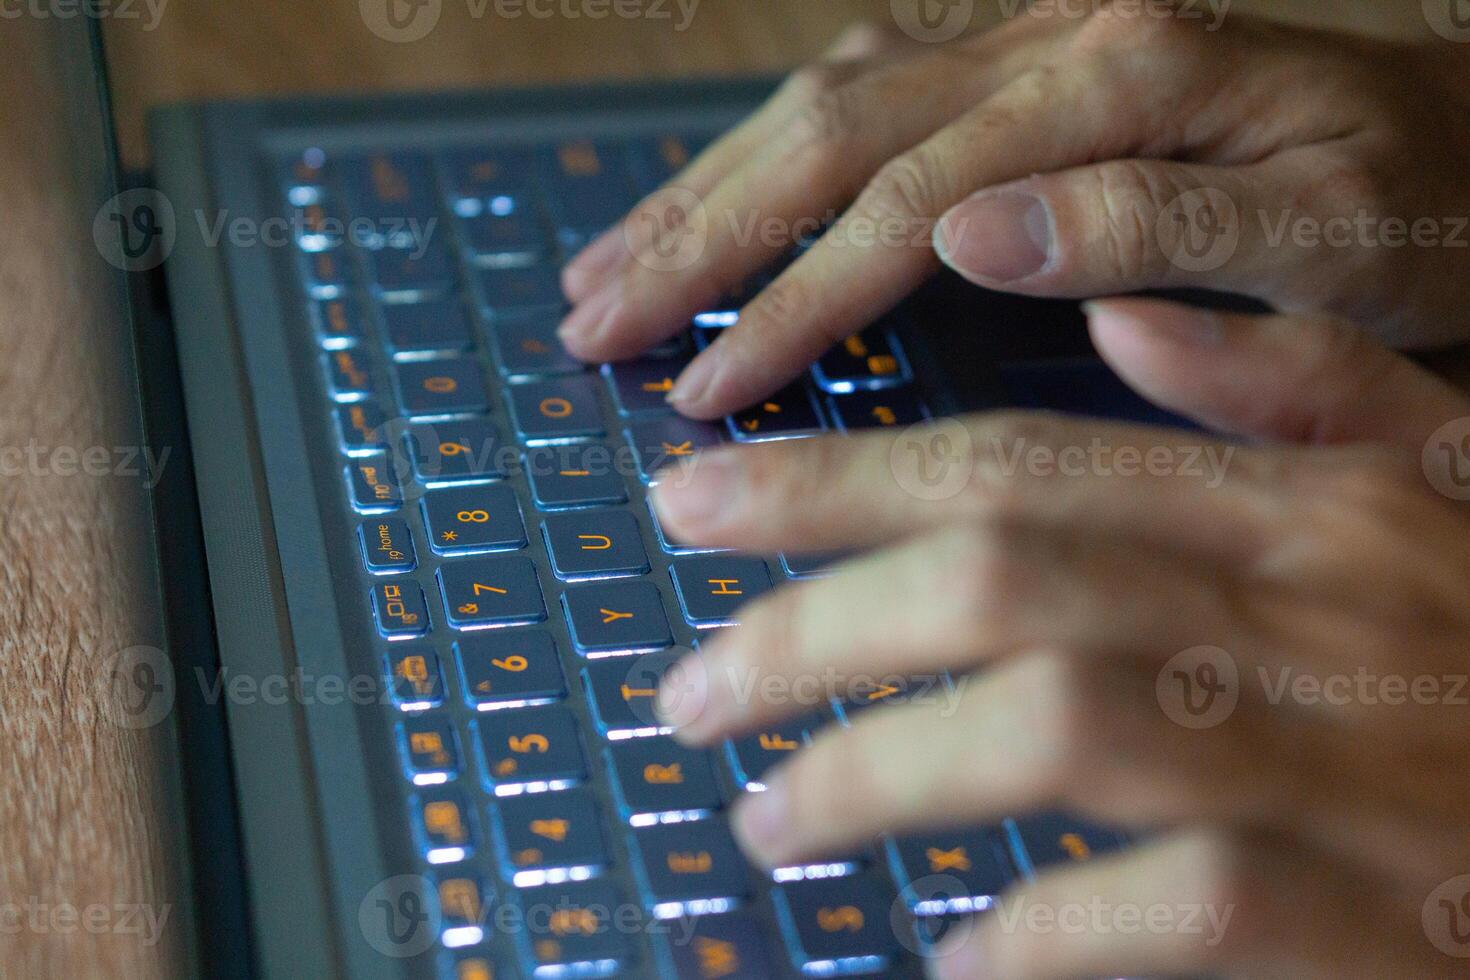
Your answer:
[400,717,460,784]
[889,828,1016,917]
[477,265,565,318]
[1012,811,1126,873]
[310,296,366,349]
[492,787,608,885]
[606,737,720,821]
[632,819,750,915]
[477,704,587,793]
[385,646,443,710]
[412,789,477,863]
[812,326,911,393]
[437,556,546,630]
[775,877,897,975]
[727,718,815,792]
[525,443,628,510]
[490,312,581,379]
[727,384,825,442]
[828,388,928,433]
[381,298,474,357]
[669,557,773,627]
[323,348,376,402]
[506,376,604,443]
[335,401,389,454]
[366,243,457,298]
[422,484,525,555]
[541,510,649,581]
[456,631,566,709]
[561,581,672,655]
[395,358,489,418]
[371,579,429,639]
[347,454,404,513]
[604,357,689,416]
[582,651,679,738]
[436,873,487,949]
[359,518,416,574]
[407,418,506,485]
[664,914,771,980]
[625,416,722,483]
[518,880,632,974]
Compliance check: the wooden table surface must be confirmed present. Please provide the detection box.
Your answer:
[0,2,1434,978]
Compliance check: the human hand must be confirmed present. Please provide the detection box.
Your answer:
[649,298,1470,977]
[558,5,1470,420]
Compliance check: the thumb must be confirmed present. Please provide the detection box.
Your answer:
[1083,297,1470,450]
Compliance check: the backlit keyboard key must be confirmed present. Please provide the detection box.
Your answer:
[633,819,751,915]
[381,298,474,357]
[438,556,546,629]
[727,719,814,792]
[372,579,430,639]
[607,737,721,821]
[525,444,628,509]
[478,704,587,793]
[407,418,505,485]
[336,401,389,453]
[838,674,944,718]
[775,876,898,975]
[604,357,687,416]
[367,244,457,297]
[439,146,535,202]
[889,828,1015,915]
[294,200,348,252]
[493,787,608,885]
[780,551,849,579]
[342,151,438,220]
[395,358,489,417]
[829,388,928,432]
[626,133,705,193]
[386,646,444,709]
[282,146,330,205]
[582,651,678,737]
[665,914,772,980]
[562,580,672,655]
[359,517,417,574]
[626,416,722,482]
[728,385,825,441]
[1012,811,1126,872]
[507,376,604,443]
[347,454,403,513]
[447,953,500,980]
[422,484,525,554]
[670,557,773,627]
[456,631,566,709]
[813,327,910,393]
[413,789,476,863]
[437,873,488,948]
[542,510,649,580]
[477,265,565,317]
[300,250,352,298]
[490,311,582,379]
[517,880,632,974]
[400,717,460,784]
[537,139,634,247]
[457,193,551,262]
[310,297,366,349]
[323,348,376,402]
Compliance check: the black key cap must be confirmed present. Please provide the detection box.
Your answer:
[490,311,582,379]
[436,873,489,948]
[626,133,704,194]
[336,401,389,453]
[386,646,444,710]
[665,914,772,980]
[670,557,773,627]
[294,200,348,252]
[447,952,500,980]
[422,484,525,555]
[299,250,352,299]
[400,716,460,784]
[360,518,417,574]
[582,651,679,738]
[438,556,546,629]
[457,192,551,262]
[889,828,1016,916]
[728,385,825,441]
[347,454,404,513]
[775,876,898,974]
[604,357,687,416]
[456,631,566,709]
[813,327,910,393]
[830,388,928,432]
[780,551,848,579]
[517,881,632,973]
[494,787,608,885]
[1012,811,1127,872]
[542,510,649,581]
[727,719,813,792]
[323,348,376,402]
[407,418,506,485]
[478,704,587,793]
[839,674,949,719]
[282,146,330,205]
[607,737,721,820]
[507,376,604,443]
[634,819,750,914]
[372,579,430,639]
[396,358,489,417]
[310,296,366,349]
[439,145,534,202]
[525,444,628,510]
[537,139,634,247]
[381,298,474,357]
[367,244,457,297]
[477,265,565,317]
[626,416,722,482]
[562,581,672,656]
[413,788,477,863]
[342,151,438,220]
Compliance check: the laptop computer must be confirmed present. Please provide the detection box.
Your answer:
[57,10,1184,979]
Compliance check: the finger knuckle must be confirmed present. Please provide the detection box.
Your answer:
[788,85,868,171]
[859,147,950,223]
[783,62,845,103]
[1090,160,1182,281]
[969,411,1059,515]
[1075,2,1199,55]
[934,521,1031,639]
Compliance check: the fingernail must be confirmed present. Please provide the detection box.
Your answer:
[928,927,987,980]
[732,778,788,863]
[649,450,740,531]
[935,191,1052,284]
[667,348,720,408]
[656,655,710,733]
[557,277,623,343]
[562,230,625,301]
[1084,299,1224,347]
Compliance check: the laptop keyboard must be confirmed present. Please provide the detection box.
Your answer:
[281,134,1128,978]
